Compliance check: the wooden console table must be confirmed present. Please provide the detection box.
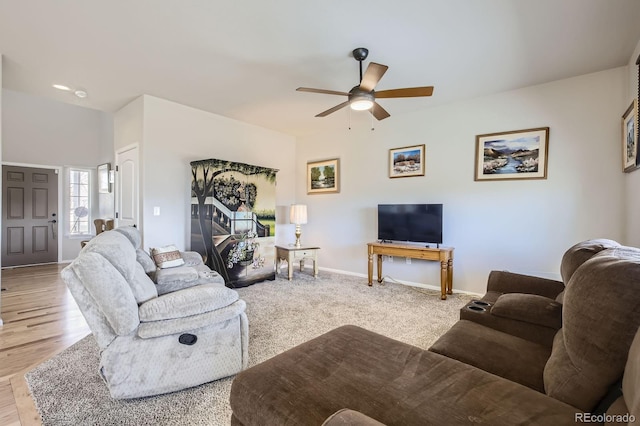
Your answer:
[367,242,454,300]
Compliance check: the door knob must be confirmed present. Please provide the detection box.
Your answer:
[48,219,57,223]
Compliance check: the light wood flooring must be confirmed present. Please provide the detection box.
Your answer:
[0,263,90,425]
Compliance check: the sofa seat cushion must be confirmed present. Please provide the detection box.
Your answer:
[429,320,551,392]
[139,284,239,322]
[490,293,562,329]
[230,325,579,426]
[138,299,246,339]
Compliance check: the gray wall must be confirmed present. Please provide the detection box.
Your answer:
[1,89,114,261]
[296,67,627,294]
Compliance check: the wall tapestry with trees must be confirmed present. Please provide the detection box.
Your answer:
[191,158,278,288]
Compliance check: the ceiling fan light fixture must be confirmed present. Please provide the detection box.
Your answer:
[350,99,374,111]
[350,92,374,111]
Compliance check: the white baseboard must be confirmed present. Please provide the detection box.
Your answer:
[316,266,482,297]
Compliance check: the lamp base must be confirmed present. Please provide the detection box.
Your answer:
[294,225,302,248]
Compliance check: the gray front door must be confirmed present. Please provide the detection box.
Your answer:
[2,165,59,267]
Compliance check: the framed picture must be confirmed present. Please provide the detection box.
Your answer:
[622,99,638,173]
[98,163,112,193]
[307,158,340,194]
[389,144,425,178]
[474,127,549,181]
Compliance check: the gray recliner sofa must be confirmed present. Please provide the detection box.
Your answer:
[62,227,248,399]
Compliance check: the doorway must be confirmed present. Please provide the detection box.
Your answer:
[2,165,59,267]
[115,144,139,228]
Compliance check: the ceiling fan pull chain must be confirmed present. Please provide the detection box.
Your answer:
[348,107,352,130]
[371,111,375,131]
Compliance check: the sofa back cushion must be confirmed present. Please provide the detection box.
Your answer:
[559,238,620,284]
[84,230,157,302]
[70,251,140,335]
[544,247,640,411]
[113,225,142,249]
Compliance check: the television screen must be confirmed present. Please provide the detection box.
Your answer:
[377,204,443,244]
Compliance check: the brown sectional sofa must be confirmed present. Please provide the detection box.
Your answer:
[229,240,640,425]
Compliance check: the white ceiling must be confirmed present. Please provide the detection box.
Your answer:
[1,0,640,137]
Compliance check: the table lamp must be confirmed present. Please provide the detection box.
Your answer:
[289,204,308,248]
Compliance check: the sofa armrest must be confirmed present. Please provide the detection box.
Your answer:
[490,293,562,329]
[322,409,386,426]
[138,284,238,322]
[181,251,204,266]
[486,270,564,299]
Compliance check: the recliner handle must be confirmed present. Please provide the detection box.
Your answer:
[178,333,197,345]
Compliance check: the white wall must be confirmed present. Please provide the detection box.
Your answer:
[296,67,627,294]
[1,89,114,261]
[115,95,297,252]
[625,38,640,247]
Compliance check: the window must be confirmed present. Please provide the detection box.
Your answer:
[68,168,91,236]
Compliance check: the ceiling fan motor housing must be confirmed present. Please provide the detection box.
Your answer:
[352,47,369,62]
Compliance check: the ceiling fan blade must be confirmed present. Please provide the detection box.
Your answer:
[297,87,349,96]
[371,102,391,120]
[359,62,389,92]
[316,100,351,117]
[375,86,434,98]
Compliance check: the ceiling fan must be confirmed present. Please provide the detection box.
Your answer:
[297,47,434,120]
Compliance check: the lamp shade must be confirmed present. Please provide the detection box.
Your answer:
[289,204,308,225]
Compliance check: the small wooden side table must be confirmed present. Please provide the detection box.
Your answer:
[275,245,320,280]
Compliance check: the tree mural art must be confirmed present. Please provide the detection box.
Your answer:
[190,158,277,287]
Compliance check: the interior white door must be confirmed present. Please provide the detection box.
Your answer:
[115,145,139,228]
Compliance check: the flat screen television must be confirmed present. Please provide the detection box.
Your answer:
[377,204,443,245]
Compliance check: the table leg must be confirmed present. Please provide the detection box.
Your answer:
[377,254,383,283]
[447,258,453,295]
[440,261,448,300]
[299,259,304,272]
[367,252,373,286]
[287,254,293,281]
[313,258,318,278]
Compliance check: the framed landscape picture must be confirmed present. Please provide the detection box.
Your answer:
[389,144,425,178]
[622,99,638,173]
[474,127,549,181]
[307,158,340,194]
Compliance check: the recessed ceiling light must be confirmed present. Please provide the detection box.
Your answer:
[53,84,71,91]
[74,89,88,98]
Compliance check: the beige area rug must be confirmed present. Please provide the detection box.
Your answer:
[25,271,474,425]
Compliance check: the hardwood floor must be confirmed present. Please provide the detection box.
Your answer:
[0,263,90,425]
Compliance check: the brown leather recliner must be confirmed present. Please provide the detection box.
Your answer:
[230,241,640,425]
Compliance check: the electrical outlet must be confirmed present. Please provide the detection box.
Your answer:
[406,257,411,264]
[388,256,394,263]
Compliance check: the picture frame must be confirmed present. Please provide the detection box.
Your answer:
[474,127,549,181]
[622,99,638,173]
[389,144,425,178]
[98,163,112,193]
[307,158,340,194]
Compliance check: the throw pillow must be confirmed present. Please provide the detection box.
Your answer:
[150,245,185,269]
